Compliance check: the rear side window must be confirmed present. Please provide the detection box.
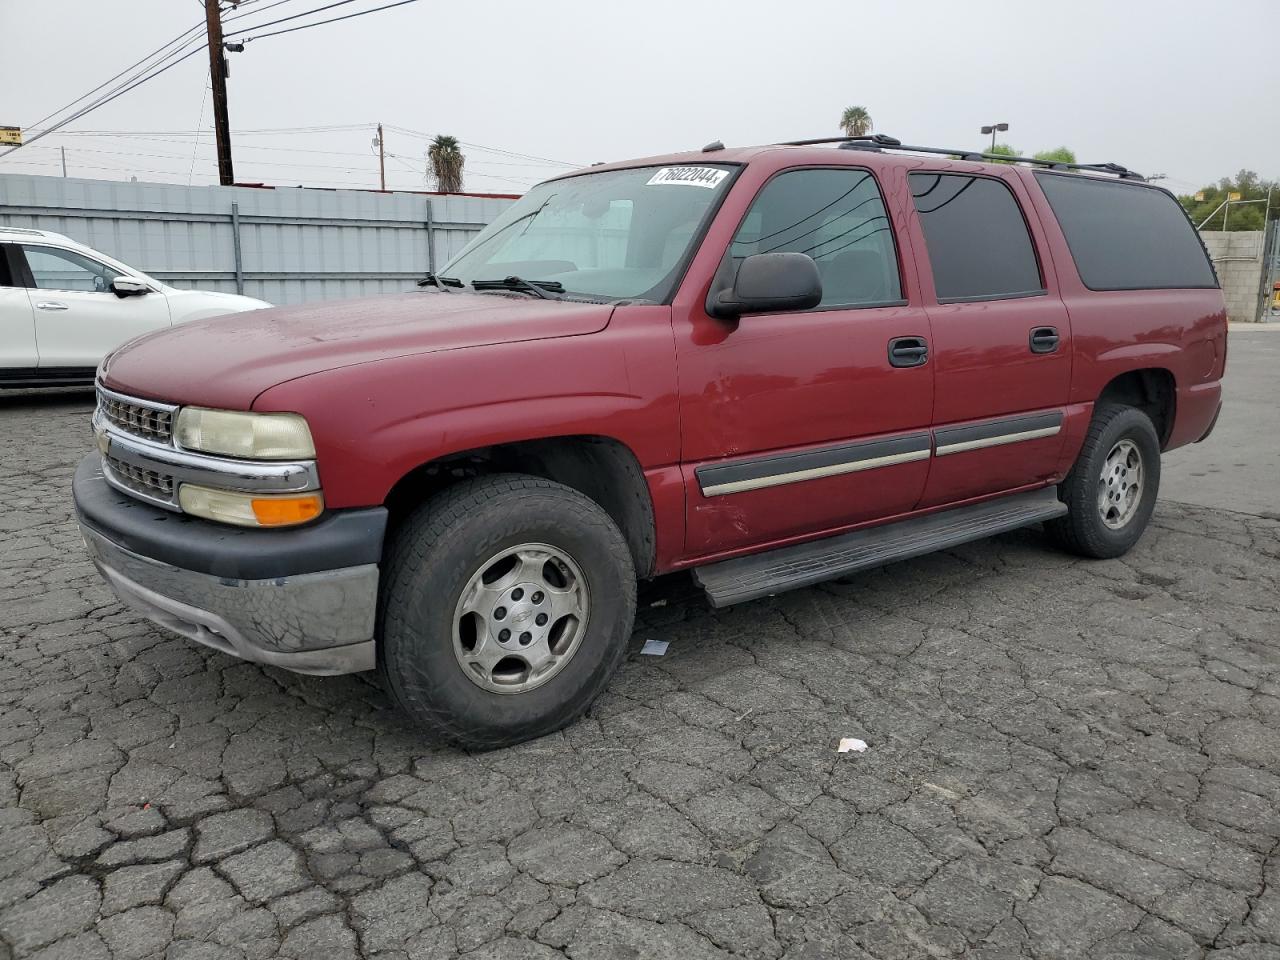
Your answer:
[730,168,902,308]
[1035,173,1217,290]
[908,173,1044,302]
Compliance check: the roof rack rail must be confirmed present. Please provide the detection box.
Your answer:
[0,225,54,236]
[776,134,1145,181]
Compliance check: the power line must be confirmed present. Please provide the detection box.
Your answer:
[188,80,211,185]
[15,142,540,188]
[224,0,300,19]
[385,125,582,167]
[31,143,386,173]
[3,23,206,155]
[59,124,377,136]
[229,0,424,42]
[27,136,550,173]
[0,42,206,160]
[1,1,415,169]
[223,0,364,34]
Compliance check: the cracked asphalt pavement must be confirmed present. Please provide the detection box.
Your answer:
[1,330,1277,959]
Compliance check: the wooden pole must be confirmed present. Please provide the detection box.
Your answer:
[204,0,235,186]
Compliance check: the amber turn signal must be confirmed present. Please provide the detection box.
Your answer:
[178,484,325,528]
[251,493,325,527]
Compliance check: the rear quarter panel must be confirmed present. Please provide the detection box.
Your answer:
[1017,169,1226,457]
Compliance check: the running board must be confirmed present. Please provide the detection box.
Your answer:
[693,487,1067,608]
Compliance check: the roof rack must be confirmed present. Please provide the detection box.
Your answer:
[776,134,1145,181]
[0,226,55,236]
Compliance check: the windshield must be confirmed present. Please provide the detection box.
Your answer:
[441,164,736,302]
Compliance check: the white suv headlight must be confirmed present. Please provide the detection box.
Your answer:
[175,407,315,460]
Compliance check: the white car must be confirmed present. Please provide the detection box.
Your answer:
[1,227,269,388]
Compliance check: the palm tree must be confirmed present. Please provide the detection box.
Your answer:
[839,106,873,138]
[428,135,465,193]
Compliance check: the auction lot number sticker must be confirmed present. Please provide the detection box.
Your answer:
[646,166,729,189]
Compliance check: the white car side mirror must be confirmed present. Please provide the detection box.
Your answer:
[110,277,150,298]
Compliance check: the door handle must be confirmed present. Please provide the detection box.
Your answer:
[35,301,69,311]
[1029,326,1060,354]
[888,336,929,368]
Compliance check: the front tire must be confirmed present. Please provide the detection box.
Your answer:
[378,474,636,750]
[1045,403,1161,559]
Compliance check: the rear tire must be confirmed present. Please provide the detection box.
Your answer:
[378,474,636,750]
[1045,403,1161,559]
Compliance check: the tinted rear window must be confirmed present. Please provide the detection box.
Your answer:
[1035,173,1217,290]
[908,173,1044,302]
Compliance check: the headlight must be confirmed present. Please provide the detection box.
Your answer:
[178,484,324,528]
[175,407,315,460]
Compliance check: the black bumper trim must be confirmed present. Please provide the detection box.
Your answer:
[1195,402,1223,443]
[73,452,387,581]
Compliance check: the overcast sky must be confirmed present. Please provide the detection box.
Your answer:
[1,0,1276,196]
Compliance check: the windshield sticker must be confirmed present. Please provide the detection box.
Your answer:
[646,166,729,189]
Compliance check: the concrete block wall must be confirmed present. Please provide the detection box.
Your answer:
[1201,231,1264,323]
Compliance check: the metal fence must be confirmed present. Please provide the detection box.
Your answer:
[1261,220,1280,322]
[0,173,515,305]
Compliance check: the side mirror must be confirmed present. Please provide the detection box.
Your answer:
[110,277,150,298]
[710,252,822,318]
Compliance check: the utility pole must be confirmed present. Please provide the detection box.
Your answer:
[60,146,67,177]
[204,0,235,186]
[376,123,386,191]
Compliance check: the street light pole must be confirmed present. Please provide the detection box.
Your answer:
[980,122,1009,152]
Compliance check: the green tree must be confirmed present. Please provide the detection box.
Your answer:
[1033,146,1077,164]
[1179,169,1276,232]
[986,143,1019,163]
[428,135,465,194]
[839,106,873,138]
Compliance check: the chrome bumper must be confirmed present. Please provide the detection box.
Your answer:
[81,523,377,676]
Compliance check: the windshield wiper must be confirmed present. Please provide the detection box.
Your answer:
[472,276,564,299]
[417,273,464,292]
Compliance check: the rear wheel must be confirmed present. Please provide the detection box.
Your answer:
[378,474,636,749]
[1045,403,1161,559]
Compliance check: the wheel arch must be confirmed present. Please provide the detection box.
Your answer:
[1095,367,1177,448]
[383,434,658,577]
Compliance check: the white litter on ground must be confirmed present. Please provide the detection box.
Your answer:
[640,639,669,656]
[650,599,668,607]
[838,738,868,754]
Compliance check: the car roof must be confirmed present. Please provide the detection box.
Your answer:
[542,142,1145,192]
[0,226,78,246]
[543,142,1053,184]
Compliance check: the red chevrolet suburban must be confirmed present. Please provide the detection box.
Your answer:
[75,135,1226,748]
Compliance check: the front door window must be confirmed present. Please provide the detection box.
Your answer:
[22,245,121,293]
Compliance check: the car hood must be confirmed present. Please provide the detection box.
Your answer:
[162,287,271,312]
[101,291,615,409]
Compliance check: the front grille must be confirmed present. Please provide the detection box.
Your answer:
[104,453,175,501]
[98,390,174,444]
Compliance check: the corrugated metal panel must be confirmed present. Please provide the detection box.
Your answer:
[0,173,514,305]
